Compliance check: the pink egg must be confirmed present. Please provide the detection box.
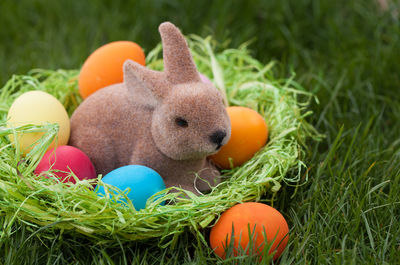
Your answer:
[199,73,213,85]
[35,145,97,183]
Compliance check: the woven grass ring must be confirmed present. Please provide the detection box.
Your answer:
[0,36,317,247]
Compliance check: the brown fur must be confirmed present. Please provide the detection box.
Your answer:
[69,22,231,193]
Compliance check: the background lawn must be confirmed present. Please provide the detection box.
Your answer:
[1,0,399,264]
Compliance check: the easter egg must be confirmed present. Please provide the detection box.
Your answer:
[34,145,97,184]
[7,91,70,155]
[96,165,166,210]
[210,202,289,260]
[199,73,213,85]
[210,106,268,169]
[79,41,146,99]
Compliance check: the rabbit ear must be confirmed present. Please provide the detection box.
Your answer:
[123,60,167,102]
[159,22,201,84]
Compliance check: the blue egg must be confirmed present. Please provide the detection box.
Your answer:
[95,165,166,210]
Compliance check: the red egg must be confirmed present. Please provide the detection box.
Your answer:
[35,145,97,183]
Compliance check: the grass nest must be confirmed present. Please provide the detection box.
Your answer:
[0,36,319,247]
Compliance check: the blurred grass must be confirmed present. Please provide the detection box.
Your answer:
[0,0,399,264]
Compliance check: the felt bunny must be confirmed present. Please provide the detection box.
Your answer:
[69,22,231,194]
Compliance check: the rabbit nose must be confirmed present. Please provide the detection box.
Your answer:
[209,130,227,147]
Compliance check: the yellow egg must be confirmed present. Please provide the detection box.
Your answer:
[7,91,70,155]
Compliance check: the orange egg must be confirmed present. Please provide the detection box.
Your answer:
[210,106,268,169]
[79,41,146,99]
[209,202,289,261]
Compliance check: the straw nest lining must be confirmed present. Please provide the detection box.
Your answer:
[0,36,318,247]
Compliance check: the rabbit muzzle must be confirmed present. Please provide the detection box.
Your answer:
[209,130,228,150]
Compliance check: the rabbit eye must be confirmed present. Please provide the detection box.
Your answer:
[175,117,188,128]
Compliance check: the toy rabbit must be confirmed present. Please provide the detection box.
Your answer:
[69,22,231,194]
